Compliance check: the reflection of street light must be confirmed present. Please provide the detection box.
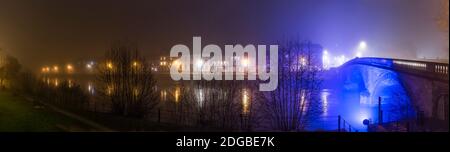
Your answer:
[172,60,183,71]
[174,87,180,103]
[242,89,250,114]
[300,57,307,66]
[86,62,94,70]
[133,88,139,97]
[107,84,114,95]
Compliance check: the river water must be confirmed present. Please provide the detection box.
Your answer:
[42,71,379,132]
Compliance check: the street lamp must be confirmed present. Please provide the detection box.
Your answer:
[358,41,367,51]
[41,66,50,73]
[300,57,307,66]
[355,41,367,58]
[86,62,94,70]
[356,51,363,58]
[322,50,330,69]
[241,58,249,67]
[196,59,203,68]
[67,64,73,73]
[107,62,113,69]
[53,66,59,73]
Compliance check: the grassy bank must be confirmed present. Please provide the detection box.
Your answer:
[0,91,96,132]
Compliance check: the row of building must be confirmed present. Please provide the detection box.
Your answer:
[40,42,326,75]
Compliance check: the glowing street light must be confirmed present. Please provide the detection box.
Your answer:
[41,66,50,73]
[86,62,94,70]
[358,41,367,51]
[172,60,179,65]
[355,41,367,58]
[322,50,330,69]
[132,61,138,67]
[241,58,249,67]
[356,51,363,58]
[336,55,346,66]
[53,66,59,73]
[196,59,204,68]
[67,64,73,72]
[107,62,113,69]
[300,57,307,66]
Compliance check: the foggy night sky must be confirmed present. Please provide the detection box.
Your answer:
[0,0,448,70]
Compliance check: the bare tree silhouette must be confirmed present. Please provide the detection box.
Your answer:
[261,40,323,131]
[96,42,159,118]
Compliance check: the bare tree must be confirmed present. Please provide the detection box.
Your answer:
[183,80,242,130]
[0,55,22,89]
[437,0,449,34]
[438,0,449,53]
[261,40,323,131]
[97,42,159,118]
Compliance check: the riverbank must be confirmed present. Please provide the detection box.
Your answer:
[0,91,98,131]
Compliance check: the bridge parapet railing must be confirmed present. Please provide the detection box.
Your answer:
[348,57,448,82]
[391,58,448,81]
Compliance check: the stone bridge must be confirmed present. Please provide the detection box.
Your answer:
[338,57,448,130]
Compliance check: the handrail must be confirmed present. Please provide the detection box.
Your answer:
[344,57,449,82]
[338,115,359,132]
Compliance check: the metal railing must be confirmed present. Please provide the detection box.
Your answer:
[345,57,449,82]
[337,115,359,132]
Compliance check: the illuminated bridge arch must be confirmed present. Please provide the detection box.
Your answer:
[341,57,449,129]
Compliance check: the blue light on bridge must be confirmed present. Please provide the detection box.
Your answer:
[322,58,416,131]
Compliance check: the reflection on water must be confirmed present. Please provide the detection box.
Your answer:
[42,73,411,132]
[43,76,339,131]
[174,87,180,103]
[242,89,250,114]
[321,90,329,116]
[196,88,204,107]
[299,90,308,113]
[54,78,59,87]
[87,83,95,95]
[133,88,139,97]
[106,85,113,95]
[68,79,73,88]
[161,90,167,101]
[161,86,252,115]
